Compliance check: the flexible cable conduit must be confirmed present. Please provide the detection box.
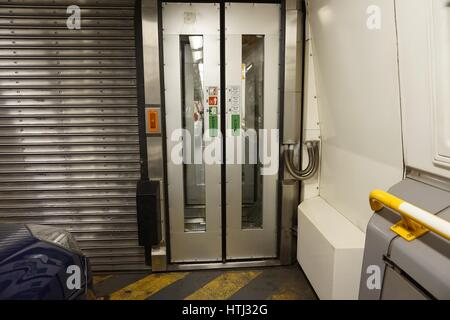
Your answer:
[284,141,320,181]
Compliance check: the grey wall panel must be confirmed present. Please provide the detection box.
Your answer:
[0,0,146,272]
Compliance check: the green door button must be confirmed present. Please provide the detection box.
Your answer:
[231,114,240,136]
[209,107,218,137]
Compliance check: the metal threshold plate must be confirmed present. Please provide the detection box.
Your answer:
[167,259,282,272]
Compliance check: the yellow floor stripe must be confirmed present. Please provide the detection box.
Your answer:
[93,275,112,285]
[269,290,302,300]
[185,271,262,300]
[269,284,303,300]
[109,272,189,300]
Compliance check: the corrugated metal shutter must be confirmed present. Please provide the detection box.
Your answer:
[0,0,148,272]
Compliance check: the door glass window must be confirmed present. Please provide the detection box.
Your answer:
[241,35,264,229]
[180,35,206,232]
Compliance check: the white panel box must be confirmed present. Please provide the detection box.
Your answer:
[395,0,450,177]
[432,0,450,167]
[298,197,365,300]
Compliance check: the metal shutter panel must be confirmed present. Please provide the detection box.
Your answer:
[0,0,148,272]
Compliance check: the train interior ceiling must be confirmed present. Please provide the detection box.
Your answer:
[0,0,449,300]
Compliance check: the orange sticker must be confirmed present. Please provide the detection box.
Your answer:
[147,109,159,133]
[208,96,218,106]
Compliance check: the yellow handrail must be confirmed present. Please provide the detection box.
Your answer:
[369,190,450,241]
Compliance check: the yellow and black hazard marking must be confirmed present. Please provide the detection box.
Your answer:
[93,265,317,301]
[185,271,262,300]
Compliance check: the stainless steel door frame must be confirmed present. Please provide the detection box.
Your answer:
[225,3,280,260]
[162,3,222,263]
[161,2,281,263]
